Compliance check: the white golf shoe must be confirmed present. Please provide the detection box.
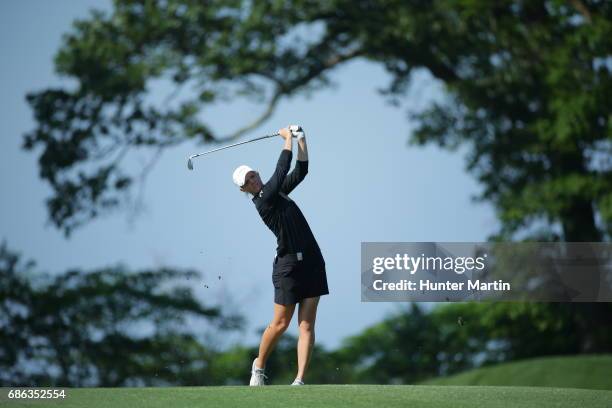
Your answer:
[249,358,267,386]
[291,378,304,386]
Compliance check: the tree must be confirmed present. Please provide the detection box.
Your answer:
[0,241,243,386]
[24,0,611,240]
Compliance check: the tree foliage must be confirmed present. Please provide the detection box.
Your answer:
[0,241,243,386]
[24,0,612,240]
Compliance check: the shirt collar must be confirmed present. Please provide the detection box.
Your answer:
[252,189,264,202]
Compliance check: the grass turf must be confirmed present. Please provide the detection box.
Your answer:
[421,355,612,390]
[1,385,611,408]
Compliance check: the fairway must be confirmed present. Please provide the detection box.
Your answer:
[2,385,611,408]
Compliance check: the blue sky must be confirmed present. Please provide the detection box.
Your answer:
[0,1,497,350]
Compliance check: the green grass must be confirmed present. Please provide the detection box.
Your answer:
[422,355,612,390]
[2,356,610,407]
[1,385,611,408]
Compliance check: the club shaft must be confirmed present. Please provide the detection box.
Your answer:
[189,133,279,159]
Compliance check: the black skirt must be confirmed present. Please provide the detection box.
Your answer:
[272,253,329,305]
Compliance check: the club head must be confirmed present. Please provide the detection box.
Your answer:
[187,158,193,170]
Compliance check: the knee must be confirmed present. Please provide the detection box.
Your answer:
[270,319,290,333]
[299,320,315,335]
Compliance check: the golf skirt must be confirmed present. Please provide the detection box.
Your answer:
[272,253,329,305]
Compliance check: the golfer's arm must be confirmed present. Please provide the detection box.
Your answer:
[279,137,308,193]
[261,139,292,200]
[283,135,292,153]
[297,137,308,162]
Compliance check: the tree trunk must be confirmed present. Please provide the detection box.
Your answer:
[560,196,607,353]
[561,199,602,242]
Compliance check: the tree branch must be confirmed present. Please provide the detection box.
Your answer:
[214,48,361,144]
[127,145,164,226]
[216,87,284,143]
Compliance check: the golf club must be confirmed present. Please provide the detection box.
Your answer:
[187,126,303,170]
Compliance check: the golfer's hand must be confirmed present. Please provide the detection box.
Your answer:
[278,127,292,140]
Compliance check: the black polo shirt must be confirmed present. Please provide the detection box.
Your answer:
[252,149,324,265]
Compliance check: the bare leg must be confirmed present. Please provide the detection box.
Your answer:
[296,296,320,380]
[256,302,296,368]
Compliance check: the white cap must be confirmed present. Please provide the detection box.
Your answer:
[232,165,253,187]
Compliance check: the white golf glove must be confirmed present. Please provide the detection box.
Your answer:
[289,124,305,140]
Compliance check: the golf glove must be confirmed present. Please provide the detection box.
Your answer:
[289,125,305,140]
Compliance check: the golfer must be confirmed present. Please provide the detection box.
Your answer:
[232,125,329,386]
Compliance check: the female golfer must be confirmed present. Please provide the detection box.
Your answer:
[232,125,329,386]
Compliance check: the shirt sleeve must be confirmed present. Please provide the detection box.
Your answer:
[260,149,292,202]
[281,160,308,194]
